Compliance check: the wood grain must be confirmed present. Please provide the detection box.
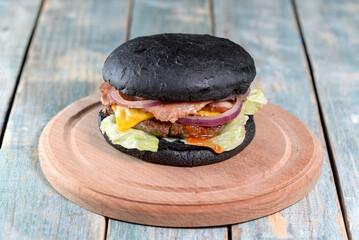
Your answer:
[0,0,42,134]
[213,0,347,239]
[130,0,211,39]
[0,0,129,238]
[108,0,228,238]
[39,94,323,227]
[296,0,359,238]
[107,223,227,240]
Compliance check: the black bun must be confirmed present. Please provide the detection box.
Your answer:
[102,33,256,101]
[98,110,255,167]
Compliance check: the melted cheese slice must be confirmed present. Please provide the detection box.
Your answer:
[112,105,154,131]
[186,137,223,153]
[197,110,221,116]
[111,105,220,132]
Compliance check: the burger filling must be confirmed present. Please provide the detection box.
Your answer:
[100,82,267,153]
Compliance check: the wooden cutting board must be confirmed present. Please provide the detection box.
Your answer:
[38,94,323,227]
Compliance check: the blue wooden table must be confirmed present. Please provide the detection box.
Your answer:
[0,0,357,239]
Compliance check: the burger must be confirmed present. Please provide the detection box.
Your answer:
[99,33,267,167]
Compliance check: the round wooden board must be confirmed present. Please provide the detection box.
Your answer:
[38,94,323,227]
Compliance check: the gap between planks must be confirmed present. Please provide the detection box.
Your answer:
[124,0,134,42]
[0,0,45,148]
[104,217,109,240]
[209,1,231,237]
[208,0,215,36]
[105,0,133,238]
[291,0,352,239]
[227,225,232,240]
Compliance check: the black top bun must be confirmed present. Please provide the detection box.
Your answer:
[102,33,256,101]
[99,110,255,167]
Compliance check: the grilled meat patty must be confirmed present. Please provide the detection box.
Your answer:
[134,118,224,138]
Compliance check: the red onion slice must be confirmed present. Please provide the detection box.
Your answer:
[177,96,244,126]
[221,94,239,101]
[109,89,164,108]
[221,89,250,101]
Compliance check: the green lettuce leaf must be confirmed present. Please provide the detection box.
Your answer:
[100,114,159,152]
[211,113,248,151]
[244,88,267,115]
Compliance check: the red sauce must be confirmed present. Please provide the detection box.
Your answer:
[187,137,223,153]
[212,145,223,153]
[187,136,207,145]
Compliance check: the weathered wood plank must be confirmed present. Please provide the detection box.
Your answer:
[0,0,42,134]
[130,0,211,38]
[296,0,359,237]
[107,0,227,239]
[0,0,129,239]
[214,0,347,239]
[108,222,227,240]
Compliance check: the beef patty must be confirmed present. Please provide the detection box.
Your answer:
[134,119,224,138]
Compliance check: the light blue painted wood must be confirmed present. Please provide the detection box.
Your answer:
[296,0,359,238]
[108,222,227,240]
[0,0,42,133]
[214,0,347,239]
[130,0,212,39]
[0,0,129,239]
[107,0,228,239]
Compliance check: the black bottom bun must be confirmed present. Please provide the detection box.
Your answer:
[98,110,255,167]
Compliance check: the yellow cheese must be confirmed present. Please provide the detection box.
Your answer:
[112,105,154,131]
[197,110,221,116]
